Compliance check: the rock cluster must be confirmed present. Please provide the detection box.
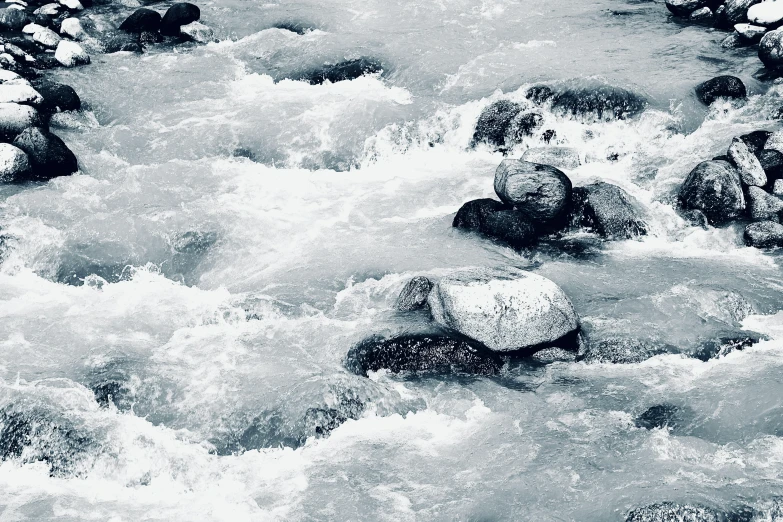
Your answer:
[119,3,213,43]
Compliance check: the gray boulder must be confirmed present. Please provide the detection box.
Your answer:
[549,84,647,121]
[728,137,767,186]
[478,208,537,248]
[453,198,506,231]
[719,0,763,26]
[471,100,522,149]
[695,76,747,105]
[744,220,783,247]
[395,276,433,312]
[760,28,783,69]
[666,0,708,17]
[569,182,648,239]
[427,268,580,353]
[678,160,746,225]
[747,186,783,221]
[0,103,42,141]
[494,159,573,225]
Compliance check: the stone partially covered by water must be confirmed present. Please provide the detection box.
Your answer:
[395,276,433,312]
[494,159,573,226]
[292,58,384,85]
[678,161,746,225]
[569,182,648,239]
[695,76,747,105]
[577,338,669,364]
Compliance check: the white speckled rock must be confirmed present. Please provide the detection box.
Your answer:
[0,84,42,106]
[748,185,783,221]
[728,137,767,186]
[0,70,21,83]
[22,22,45,34]
[521,146,581,170]
[33,27,62,48]
[748,0,783,25]
[34,2,60,15]
[774,179,783,195]
[60,17,86,40]
[58,0,83,10]
[427,268,580,352]
[765,130,783,154]
[0,142,29,182]
[180,21,213,43]
[759,28,783,68]
[0,102,41,139]
[55,40,89,67]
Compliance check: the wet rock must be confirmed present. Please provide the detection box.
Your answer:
[180,21,212,42]
[577,338,668,364]
[765,129,783,154]
[774,179,783,195]
[744,220,783,247]
[762,149,783,188]
[494,159,573,226]
[272,21,315,34]
[759,28,783,69]
[748,0,783,26]
[735,23,767,43]
[35,3,61,17]
[625,503,733,522]
[471,99,522,149]
[0,143,30,182]
[59,17,86,40]
[680,208,710,229]
[530,346,579,363]
[427,268,580,353]
[160,2,199,35]
[171,230,217,254]
[0,404,93,477]
[478,208,537,248]
[634,404,687,430]
[542,129,556,144]
[453,198,507,230]
[748,186,783,221]
[693,335,759,361]
[33,27,62,48]
[666,0,708,17]
[0,7,29,30]
[569,182,648,239]
[506,111,544,143]
[59,0,82,11]
[293,58,383,85]
[395,276,433,312]
[95,30,142,53]
[740,130,771,153]
[719,0,763,27]
[721,32,745,49]
[119,8,161,33]
[12,127,78,180]
[0,103,42,141]
[679,161,745,225]
[344,333,503,376]
[549,84,647,121]
[0,84,43,106]
[525,84,555,105]
[695,76,747,105]
[34,81,80,114]
[521,146,580,170]
[729,137,767,186]
[690,7,714,20]
[54,40,89,67]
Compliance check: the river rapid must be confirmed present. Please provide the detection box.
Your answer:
[1,0,783,520]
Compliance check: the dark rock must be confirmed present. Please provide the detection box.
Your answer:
[12,127,78,180]
[478,208,538,248]
[695,76,747,105]
[569,182,648,239]
[171,230,217,254]
[507,112,544,143]
[678,160,746,225]
[0,8,29,30]
[577,338,668,364]
[550,85,647,121]
[747,186,783,222]
[759,28,783,69]
[471,100,522,149]
[542,129,556,144]
[680,208,710,229]
[740,130,771,153]
[626,503,723,522]
[293,58,383,85]
[453,198,507,230]
[493,159,573,226]
[758,149,783,187]
[0,404,93,477]
[119,8,162,33]
[712,154,730,162]
[717,0,763,28]
[344,333,504,376]
[272,21,315,34]
[525,84,554,105]
[160,2,200,36]
[634,404,686,430]
[395,276,433,312]
[744,220,783,247]
[693,335,759,361]
[99,30,143,53]
[666,0,708,17]
[33,82,81,114]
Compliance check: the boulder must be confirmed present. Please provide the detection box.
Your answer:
[180,21,212,43]
[293,58,383,85]
[119,8,161,33]
[395,276,433,312]
[0,8,29,30]
[678,160,746,225]
[506,111,544,144]
[748,185,783,221]
[34,82,80,113]
[54,40,89,67]
[728,137,767,186]
[549,84,647,121]
[478,208,537,248]
[665,0,708,17]
[740,130,771,153]
[0,103,41,141]
[427,268,580,353]
[744,220,783,247]
[60,17,86,40]
[493,159,573,225]
[721,32,745,49]
[33,27,62,48]
[759,28,783,68]
[0,70,21,84]
[453,198,507,230]
[344,333,504,376]
[693,335,759,361]
[521,146,581,170]
[12,126,78,180]
[569,182,648,239]
[735,22,768,42]
[525,84,555,105]
[471,99,522,149]
[577,338,668,364]
[0,84,43,106]
[719,0,763,26]
[95,30,142,53]
[634,404,687,430]
[748,0,783,25]
[695,76,747,105]
[160,2,199,36]
[34,3,60,16]
[0,143,30,182]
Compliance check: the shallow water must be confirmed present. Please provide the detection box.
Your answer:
[1,0,783,520]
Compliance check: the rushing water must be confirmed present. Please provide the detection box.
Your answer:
[1,0,783,520]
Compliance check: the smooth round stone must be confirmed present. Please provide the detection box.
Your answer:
[695,75,747,104]
[0,142,30,182]
[759,28,783,68]
[748,0,783,25]
[0,103,41,140]
[493,159,573,224]
[60,17,86,40]
[161,2,200,36]
[678,160,746,225]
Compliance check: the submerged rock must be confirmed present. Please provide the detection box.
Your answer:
[507,112,544,142]
[626,503,728,522]
[494,159,573,225]
[728,137,767,187]
[180,21,213,43]
[395,276,433,312]
[747,186,783,221]
[577,338,668,364]
[759,28,783,69]
[744,220,783,247]
[695,76,747,105]
[678,160,746,225]
[160,2,199,36]
[521,146,581,170]
[549,84,647,121]
[693,335,759,361]
[427,268,580,354]
[471,99,522,149]
[569,182,648,239]
[525,84,555,105]
[634,404,687,430]
[293,58,383,85]
[345,333,503,376]
[119,8,161,33]
[12,127,78,180]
